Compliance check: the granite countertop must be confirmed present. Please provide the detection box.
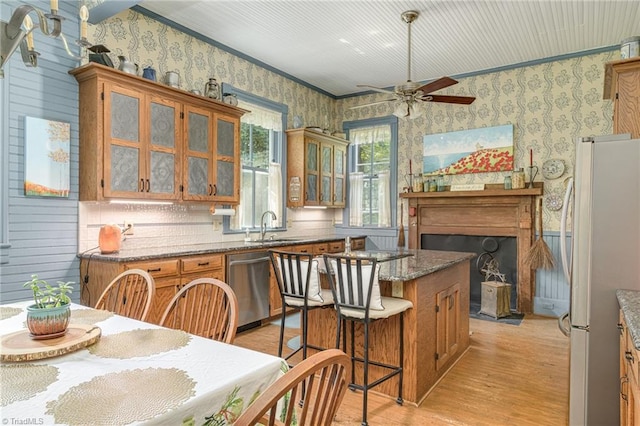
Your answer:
[378,249,475,281]
[78,235,366,262]
[617,289,640,350]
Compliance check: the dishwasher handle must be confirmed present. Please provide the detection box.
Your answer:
[228,256,271,267]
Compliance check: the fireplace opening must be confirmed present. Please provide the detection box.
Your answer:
[421,234,518,313]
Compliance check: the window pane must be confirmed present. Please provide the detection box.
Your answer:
[348,122,395,227]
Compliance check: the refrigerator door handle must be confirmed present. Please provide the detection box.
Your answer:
[558,311,571,337]
[560,177,573,285]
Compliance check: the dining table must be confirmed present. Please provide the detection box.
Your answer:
[0,300,286,425]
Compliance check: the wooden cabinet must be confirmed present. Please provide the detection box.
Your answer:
[620,310,640,426]
[183,107,240,202]
[80,254,225,325]
[605,57,640,139]
[286,129,348,208]
[70,63,244,203]
[435,283,461,371]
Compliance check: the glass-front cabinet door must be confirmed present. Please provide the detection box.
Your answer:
[103,84,144,198]
[333,142,346,207]
[304,139,319,205]
[320,142,333,206]
[147,96,181,200]
[213,114,239,203]
[183,105,214,201]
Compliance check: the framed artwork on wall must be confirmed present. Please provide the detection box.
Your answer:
[423,124,514,175]
[24,117,71,197]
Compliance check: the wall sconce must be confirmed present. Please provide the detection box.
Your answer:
[0,1,91,78]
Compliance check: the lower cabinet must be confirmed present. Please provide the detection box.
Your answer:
[435,283,461,371]
[80,254,224,326]
[80,238,366,325]
[620,310,640,426]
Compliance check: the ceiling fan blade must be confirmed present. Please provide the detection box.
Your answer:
[349,99,397,109]
[417,76,458,94]
[356,84,395,95]
[421,94,476,105]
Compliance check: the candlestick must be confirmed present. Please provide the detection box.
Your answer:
[23,15,34,50]
[530,149,533,167]
[50,0,58,13]
[79,6,88,39]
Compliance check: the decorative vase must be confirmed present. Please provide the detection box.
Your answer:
[26,303,71,339]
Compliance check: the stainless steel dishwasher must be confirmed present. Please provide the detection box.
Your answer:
[226,251,271,327]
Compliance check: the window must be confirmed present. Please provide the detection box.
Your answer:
[343,116,398,227]
[222,86,287,232]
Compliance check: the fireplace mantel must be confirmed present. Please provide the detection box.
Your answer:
[401,183,543,313]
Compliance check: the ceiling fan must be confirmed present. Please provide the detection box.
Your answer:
[352,10,476,118]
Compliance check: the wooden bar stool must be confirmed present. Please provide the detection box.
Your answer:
[323,253,413,426]
[269,249,334,364]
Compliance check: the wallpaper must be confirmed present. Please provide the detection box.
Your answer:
[89,9,337,132]
[89,9,618,232]
[338,51,618,230]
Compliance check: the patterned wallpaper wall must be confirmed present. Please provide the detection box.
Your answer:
[89,9,338,132]
[90,9,618,233]
[338,51,618,231]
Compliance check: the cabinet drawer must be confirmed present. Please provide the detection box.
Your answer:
[313,243,329,255]
[181,254,224,274]
[352,238,366,250]
[329,241,345,253]
[125,259,179,278]
[292,244,313,254]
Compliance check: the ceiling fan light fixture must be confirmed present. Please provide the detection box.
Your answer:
[393,101,410,118]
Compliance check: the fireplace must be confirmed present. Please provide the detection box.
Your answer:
[401,183,542,313]
[421,234,518,311]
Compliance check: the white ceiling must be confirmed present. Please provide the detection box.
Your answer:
[137,0,640,97]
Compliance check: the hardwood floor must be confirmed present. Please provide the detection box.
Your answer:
[234,314,569,425]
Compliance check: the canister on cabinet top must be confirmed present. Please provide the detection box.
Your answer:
[621,36,640,59]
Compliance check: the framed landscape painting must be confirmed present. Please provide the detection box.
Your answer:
[24,117,71,197]
[423,124,514,175]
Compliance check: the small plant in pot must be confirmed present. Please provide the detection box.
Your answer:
[23,274,74,339]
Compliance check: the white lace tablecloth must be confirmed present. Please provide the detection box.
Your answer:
[1,301,286,425]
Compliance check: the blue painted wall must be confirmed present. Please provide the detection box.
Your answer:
[0,0,81,302]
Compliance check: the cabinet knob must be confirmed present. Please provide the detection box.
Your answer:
[146,179,150,192]
[139,179,145,192]
[208,184,213,196]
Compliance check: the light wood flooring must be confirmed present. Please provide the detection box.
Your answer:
[234,314,569,426]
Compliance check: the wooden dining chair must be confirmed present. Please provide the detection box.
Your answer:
[234,349,351,426]
[94,269,155,321]
[160,277,239,344]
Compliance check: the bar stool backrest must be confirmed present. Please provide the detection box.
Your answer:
[270,250,323,303]
[323,254,384,316]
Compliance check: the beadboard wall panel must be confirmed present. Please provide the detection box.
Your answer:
[534,231,571,317]
[0,0,81,303]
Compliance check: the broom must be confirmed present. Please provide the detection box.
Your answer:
[525,197,555,269]
[398,200,405,247]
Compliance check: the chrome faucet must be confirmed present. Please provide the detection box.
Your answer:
[260,210,277,241]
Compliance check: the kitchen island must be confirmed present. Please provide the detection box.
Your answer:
[308,249,474,406]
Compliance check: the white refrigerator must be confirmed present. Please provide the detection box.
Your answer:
[559,134,640,425]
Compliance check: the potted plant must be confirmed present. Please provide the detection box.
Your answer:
[23,274,74,339]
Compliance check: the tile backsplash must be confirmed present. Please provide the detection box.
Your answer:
[78,202,339,252]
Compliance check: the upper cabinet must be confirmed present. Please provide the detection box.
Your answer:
[70,63,245,203]
[604,57,640,139]
[286,129,348,208]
